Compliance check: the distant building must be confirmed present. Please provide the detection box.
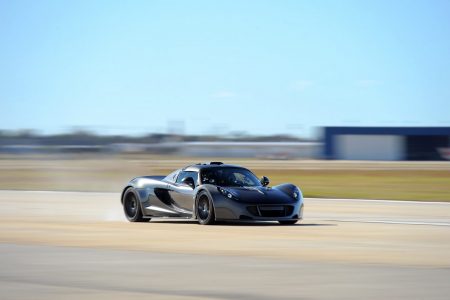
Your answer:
[177,141,321,159]
[323,127,450,161]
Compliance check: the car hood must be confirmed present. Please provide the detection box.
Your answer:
[222,186,296,204]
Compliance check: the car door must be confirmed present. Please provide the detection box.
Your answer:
[168,171,198,212]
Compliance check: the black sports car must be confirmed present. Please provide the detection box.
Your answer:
[121,162,304,225]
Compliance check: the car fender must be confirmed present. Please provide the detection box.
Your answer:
[273,183,303,200]
[194,185,219,219]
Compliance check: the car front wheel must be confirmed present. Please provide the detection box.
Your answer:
[196,193,215,225]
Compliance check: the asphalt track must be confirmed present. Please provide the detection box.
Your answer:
[0,190,449,299]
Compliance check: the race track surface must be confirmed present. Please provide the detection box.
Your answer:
[0,190,449,299]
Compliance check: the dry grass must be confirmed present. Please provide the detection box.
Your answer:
[263,169,450,201]
[0,155,449,201]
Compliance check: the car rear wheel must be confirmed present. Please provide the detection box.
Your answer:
[278,220,298,225]
[123,188,146,222]
[196,193,215,225]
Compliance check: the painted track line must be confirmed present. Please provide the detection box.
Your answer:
[307,198,450,205]
[324,219,450,227]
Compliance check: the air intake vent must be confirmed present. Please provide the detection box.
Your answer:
[209,162,224,165]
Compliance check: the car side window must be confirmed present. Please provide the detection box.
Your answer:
[164,169,180,183]
[176,171,198,186]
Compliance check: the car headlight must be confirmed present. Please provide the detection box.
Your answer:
[293,187,302,200]
[217,187,238,200]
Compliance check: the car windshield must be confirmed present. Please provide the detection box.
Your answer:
[201,167,261,187]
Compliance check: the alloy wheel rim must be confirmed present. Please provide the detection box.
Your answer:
[198,198,210,220]
[125,194,137,217]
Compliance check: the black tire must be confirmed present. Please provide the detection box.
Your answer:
[123,188,146,222]
[278,220,298,225]
[196,192,215,225]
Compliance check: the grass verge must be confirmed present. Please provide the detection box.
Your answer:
[0,156,449,201]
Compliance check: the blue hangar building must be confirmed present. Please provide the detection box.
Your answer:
[323,127,450,161]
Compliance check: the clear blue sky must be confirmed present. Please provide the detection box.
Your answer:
[1,0,450,137]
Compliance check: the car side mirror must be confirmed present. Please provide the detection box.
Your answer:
[181,177,195,189]
[260,176,270,187]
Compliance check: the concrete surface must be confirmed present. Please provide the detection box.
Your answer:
[0,190,449,299]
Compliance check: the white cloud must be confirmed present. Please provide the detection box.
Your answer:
[292,80,314,92]
[211,91,236,99]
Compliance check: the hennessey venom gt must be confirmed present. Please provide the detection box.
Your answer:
[121,162,304,225]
